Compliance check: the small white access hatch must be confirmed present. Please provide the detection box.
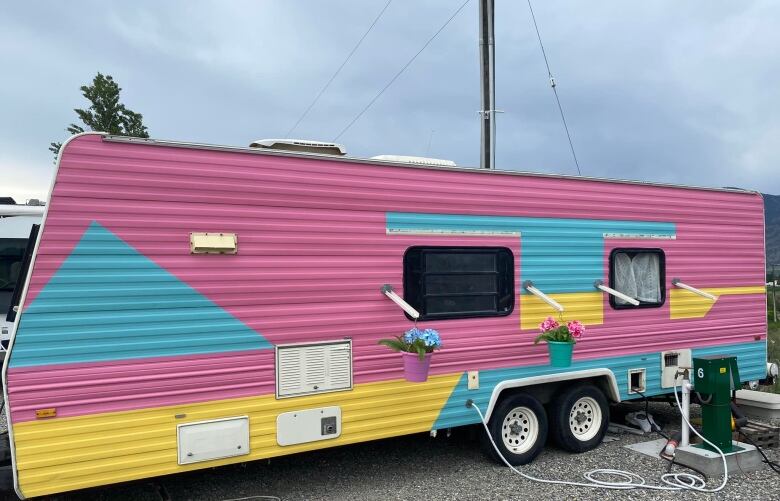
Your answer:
[177,416,249,465]
[277,406,342,446]
[661,349,692,388]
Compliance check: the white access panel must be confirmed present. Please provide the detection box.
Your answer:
[276,406,341,446]
[661,349,692,388]
[177,416,250,465]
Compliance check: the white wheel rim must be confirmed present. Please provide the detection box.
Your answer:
[501,406,539,454]
[569,396,602,441]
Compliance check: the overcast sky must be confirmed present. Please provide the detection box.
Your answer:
[2,0,779,201]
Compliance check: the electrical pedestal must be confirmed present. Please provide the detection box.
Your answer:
[692,355,739,452]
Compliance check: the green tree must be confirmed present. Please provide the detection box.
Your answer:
[49,73,149,160]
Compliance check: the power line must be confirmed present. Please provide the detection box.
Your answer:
[285,0,394,138]
[333,0,472,142]
[527,0,582,176]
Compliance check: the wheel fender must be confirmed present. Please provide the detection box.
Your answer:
[484,368,620,421]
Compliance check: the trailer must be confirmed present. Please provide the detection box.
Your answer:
[1,132,769,498]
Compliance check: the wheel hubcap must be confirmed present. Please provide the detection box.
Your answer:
[569,396,601,441]
[501,406,539,454]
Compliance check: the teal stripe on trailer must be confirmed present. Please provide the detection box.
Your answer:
[386,212,675,293]
[432,341,765,430]
[9,222,272,368]
[693,341,766,382]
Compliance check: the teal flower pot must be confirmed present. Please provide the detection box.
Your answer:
[547,341,574,367]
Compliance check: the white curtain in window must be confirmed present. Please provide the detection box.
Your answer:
[632,252,661,303]
[614,253,637,305]
[613,252,660,304]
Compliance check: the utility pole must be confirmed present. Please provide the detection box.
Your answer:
[479,0,496,170]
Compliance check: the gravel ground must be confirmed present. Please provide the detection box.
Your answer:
[19,401,779,501]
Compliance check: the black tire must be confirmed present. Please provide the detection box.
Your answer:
[481,392,548,466]
[549,383,609,453]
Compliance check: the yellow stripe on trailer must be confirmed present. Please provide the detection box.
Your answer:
[12,373,462,498]
[520,292,603,330]
[669,286,766,320]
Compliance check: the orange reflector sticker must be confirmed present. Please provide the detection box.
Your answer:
[35,408,56,419]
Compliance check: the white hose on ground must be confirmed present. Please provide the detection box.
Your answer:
[469,375,729,492]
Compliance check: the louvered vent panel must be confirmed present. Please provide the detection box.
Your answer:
[276,340,352,398]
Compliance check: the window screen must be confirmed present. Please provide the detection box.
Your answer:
[609,248,665,309]
[403,247,514,320]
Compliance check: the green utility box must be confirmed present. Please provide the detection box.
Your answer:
[692,355,740,453]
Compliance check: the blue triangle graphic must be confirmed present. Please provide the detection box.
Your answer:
[10,221,273,368]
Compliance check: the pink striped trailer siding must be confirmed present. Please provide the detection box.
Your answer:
[1,132,767,498]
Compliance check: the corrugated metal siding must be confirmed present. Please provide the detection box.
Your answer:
[7,351,274,422]
[5,134,767,495]
[11,374,461,498]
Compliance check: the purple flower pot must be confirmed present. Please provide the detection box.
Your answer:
[402,352,433,382]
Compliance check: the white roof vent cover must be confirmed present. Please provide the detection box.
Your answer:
[276,340,352,398]
[370,155,456,167]
[250,138,346,156]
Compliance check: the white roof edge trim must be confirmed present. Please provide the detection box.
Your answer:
[603,233,676,240]
[370,155,456,167]
[101,135,761,195]
[387,228,520,237]
[0,206,46,217]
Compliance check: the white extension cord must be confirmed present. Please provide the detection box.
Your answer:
[469,377,729,492]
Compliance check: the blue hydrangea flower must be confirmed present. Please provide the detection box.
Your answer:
[403,327,423,344]
[404,327,441,349]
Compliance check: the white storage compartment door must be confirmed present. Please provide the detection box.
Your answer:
[277,406,342,446]
[177,416,250,465]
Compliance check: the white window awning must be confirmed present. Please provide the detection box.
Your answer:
[380,284,420,319]
[672,279,717,301]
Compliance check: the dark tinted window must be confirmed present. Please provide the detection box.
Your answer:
[403,247,514,320]
[6,225,39,322]
[0,238,28,317]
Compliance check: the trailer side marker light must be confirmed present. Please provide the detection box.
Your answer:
[35,408,56,419]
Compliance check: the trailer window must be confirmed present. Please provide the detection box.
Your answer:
[0,238,28,318]
[609,248,665,309]
[403,247,514,320]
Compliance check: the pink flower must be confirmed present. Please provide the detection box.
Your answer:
[539,317,559,332]
[567,320,585,339]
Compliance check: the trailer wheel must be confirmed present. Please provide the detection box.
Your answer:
[549,383,609,453]
[482,393,548,466]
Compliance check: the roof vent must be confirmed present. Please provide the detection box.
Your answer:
[249,139,346,156]
[370,155,456,167]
